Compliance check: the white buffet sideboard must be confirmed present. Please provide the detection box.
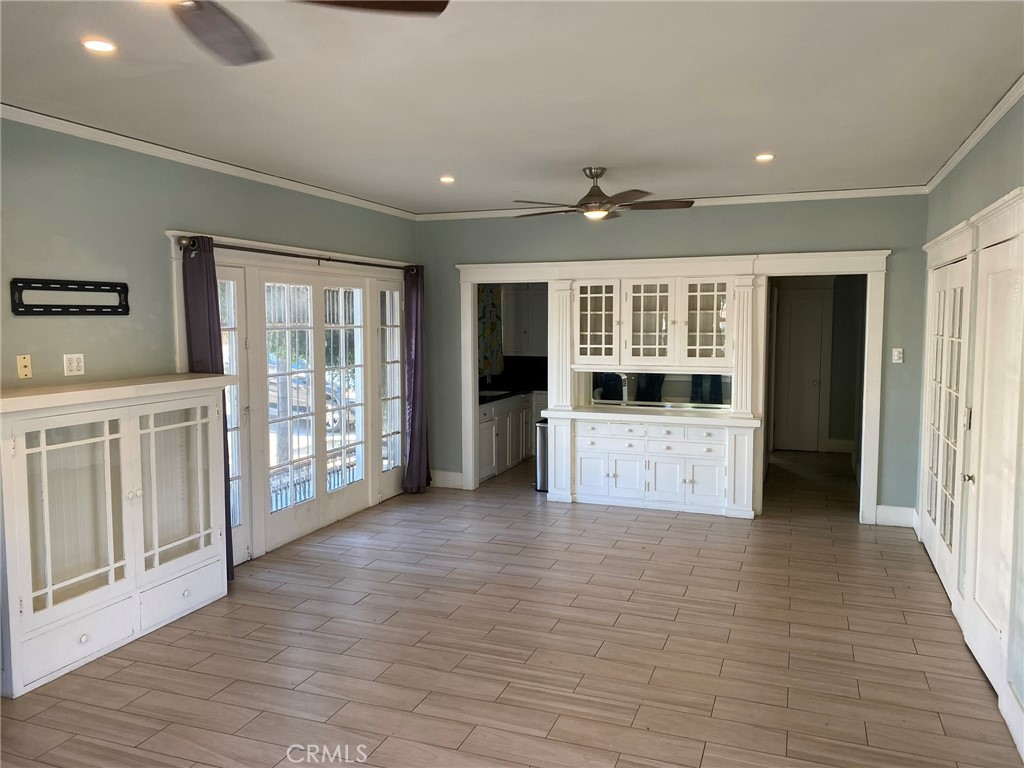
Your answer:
[0,373,233,697]
[543,407,759,518]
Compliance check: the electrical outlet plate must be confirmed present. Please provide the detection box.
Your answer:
[892,347,904,364]
[16,355,32,379]
[64,353,85,376]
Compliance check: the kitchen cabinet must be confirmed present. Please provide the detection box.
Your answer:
[478,394,531,482]
[0,374,231,697]
[477,418,497,482]
[503,284,548,358]
[573,278,734,370]
[543,413,755,516]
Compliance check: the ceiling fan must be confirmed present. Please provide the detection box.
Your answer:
[170,0,448,67]
[515,167,695,220]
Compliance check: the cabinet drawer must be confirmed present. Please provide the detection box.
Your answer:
[479,405,495,420]
[647,440,725,458]
[647,424,685,439]
[686,427,727,443]
[576,436,644,453]
[139,560,225,631]
[610,423,646,438]
[574,421,610,436]
[22,598,134,683]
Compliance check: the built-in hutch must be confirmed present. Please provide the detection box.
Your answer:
[0,374,232,697]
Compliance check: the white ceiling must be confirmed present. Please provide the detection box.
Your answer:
[2,1,1022,215]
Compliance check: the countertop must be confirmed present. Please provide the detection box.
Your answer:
[541,405,760,428]
[478,389,546,405]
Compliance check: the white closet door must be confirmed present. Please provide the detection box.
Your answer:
[961,237,1023,682]
[920,258,972,602]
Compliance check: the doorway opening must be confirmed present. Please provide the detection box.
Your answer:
[764,275,867,516]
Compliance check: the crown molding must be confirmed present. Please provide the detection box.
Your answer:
[0,104,417,221]
[925,72,1024,193]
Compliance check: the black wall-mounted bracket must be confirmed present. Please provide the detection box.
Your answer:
[10,278,130,316]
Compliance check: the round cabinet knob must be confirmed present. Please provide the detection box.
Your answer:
[136,489,144,498]
[703,432,712,437]
[663,430,670,435]
[588,426,595,431]
[127,490,135,500]
[704,447,713,453]
[182,589,190,598]
[664,445,672,451]
[588,441,595,446]
[625,428,633,433]
[79,634,89,644]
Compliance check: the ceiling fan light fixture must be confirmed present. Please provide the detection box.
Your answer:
[583,209,609,220]
[755,153,775,162]
[82,38,117,53]
[439,175,455,184]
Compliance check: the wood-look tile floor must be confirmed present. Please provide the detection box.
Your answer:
[5,452,1023,768]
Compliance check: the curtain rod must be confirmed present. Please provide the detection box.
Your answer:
[175,235,410,272]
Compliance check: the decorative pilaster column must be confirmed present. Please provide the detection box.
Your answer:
[548,280,574,410]
[732,276,755,418]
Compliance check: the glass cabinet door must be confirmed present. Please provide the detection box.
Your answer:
[575,282,619,363]
[684,280,732,367]
[624,281,673,362]
[136,401,216,578]
[21,414,129,619]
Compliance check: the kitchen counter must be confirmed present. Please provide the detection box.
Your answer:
[541,405,760,428]
[479,388,540,405]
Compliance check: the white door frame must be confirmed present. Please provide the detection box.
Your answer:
[457,250,888,524]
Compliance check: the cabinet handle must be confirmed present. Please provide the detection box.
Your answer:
[588,441,595,446]
[703,431,712,437]
[127,490,136,500]
[625,428,633,433]
[664,445,672,451]
[626,443,633,448]
[182,589,190,598]
[704,447,713,453]
[662,430,670,435]
[588,426,596,431]
[136,489,144,498]
[79,634,89,644]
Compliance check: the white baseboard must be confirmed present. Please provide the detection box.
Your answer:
[430,470,464,489]
[876,505,916,527]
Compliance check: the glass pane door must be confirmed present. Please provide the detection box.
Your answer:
[685,281,730,365]
[576,283,618,361]
[218,267,251,566]
[265,282,315,513]
[21,413,129,621]
[626,281,672,360]
[381,288,403,474]
[325,286,364,491]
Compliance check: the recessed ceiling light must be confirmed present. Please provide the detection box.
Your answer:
[755,153,775,163]
[439,175,455,184]
[82,38,117,54]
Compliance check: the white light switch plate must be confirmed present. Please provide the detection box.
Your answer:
[64,353,85,376]
[892,347,904,364]
[16,355,32,379]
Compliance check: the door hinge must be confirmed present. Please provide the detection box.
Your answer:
[18,597,24,614]
[11,436,15,457]
[645,481,650,492]
[244,336,249,350]
[964,407,973,430]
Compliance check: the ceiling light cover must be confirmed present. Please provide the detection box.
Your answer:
[583,210,609,220]
[82,39,117,53]
[755,153,775,162]
[439,175,455,184]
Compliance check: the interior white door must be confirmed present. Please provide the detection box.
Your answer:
[773,287,831,451]
[920,258,972,601]
[217,266,252,566]
[960,238,1023,681]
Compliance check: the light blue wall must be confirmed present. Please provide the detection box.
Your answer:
[0,120,415,387]
[927,99,1024,240]
[415,196,928,508]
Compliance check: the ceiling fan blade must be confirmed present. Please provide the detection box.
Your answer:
[606,189,650,206]
[622,199,695,210]
[513,199,575,208]
[171,0,270,66]
[301,1,449,15]
[603,211,621,220]
[515,209,577,218]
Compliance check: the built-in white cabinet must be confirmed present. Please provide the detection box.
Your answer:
[546,412,755,517]
[1,374,232,697]
[477,394,532,482]
[502,284,548,357]
[573,278,733,369]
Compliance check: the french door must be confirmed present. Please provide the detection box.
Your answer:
[920,257,972,601]
[208,256,406,557]
[217,267,253,566]
[959,237,1023,681]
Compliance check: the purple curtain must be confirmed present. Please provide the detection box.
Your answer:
[182,236,234,580]
[402,265,431,493]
